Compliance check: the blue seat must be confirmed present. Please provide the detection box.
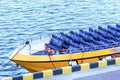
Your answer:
[66,34,73,40]
[116,24,120,28]
[49,38,63,49]
[72,48,82,53]
[84,31,90,36]
[94,44,106,50]
[72,36,81,43]
[108,30,116,37]
[117,42,120,46]
[45,43,60,50]
[93,30,101,36]
[52,34,63,41]
[93,41,102,45]
[107,25,118,32]
[62,43,69,49]
[69,31,82,43]
[59,32,66,41]
[115,32,120,37]
[70,41,79,48]
[46,25,120,53]
[69,31,75,35]
[98,26,104,31]
[113,38,120,42]
[79,29,85,34]
[112,42,119,47]
[79,39,87,45]
[92,35,100,41]
[89,28,94,32]
[83,46,93,52]
[84,35,93,42]
[78,32,84,38]
[100,38,110,44]
[67,46,81,53]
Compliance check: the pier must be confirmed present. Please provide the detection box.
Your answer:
[1,58,120,80]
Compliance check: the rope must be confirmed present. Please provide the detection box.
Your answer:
[48,54,56,68]
[0,41,30,71]
[0,60,11,71]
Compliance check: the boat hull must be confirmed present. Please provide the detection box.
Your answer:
[9,47,120,72]
[13,58,98,72]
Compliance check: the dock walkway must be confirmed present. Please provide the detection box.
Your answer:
[2,58,120,80]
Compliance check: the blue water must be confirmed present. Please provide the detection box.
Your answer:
[0,0,120,78]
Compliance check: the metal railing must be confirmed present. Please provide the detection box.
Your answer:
[16,39,120,56]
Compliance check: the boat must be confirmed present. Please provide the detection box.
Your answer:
[9,24,120,72]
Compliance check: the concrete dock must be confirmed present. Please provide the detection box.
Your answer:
[2,58,120,80]
[39,64,120,80]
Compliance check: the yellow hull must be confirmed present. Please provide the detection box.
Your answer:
[9,47,120,72]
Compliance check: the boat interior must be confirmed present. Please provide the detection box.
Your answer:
[42,24,120,55]
[18,24,120,56]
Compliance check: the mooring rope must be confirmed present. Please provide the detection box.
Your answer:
[0,41,30,71]
[48,54,56,69]
[0,60,11,71]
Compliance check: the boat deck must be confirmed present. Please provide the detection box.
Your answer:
[32,50,49,55]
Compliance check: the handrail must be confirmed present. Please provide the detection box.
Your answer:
[17,41,120,56]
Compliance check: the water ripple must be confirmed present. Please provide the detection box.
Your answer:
[1,0,120,78]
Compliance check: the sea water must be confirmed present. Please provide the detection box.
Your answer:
[0,0,120,78]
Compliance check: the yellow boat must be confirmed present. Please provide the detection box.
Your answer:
[9,24,120,72]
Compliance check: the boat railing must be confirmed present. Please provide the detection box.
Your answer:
[16,31,120,55]
[17,41,120,56]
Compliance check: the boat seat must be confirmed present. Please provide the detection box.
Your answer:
[100,37,110,43]
[69,31,80,43]
[50,38,63,48]
[52,34,63,41]
[107,44,115,48]
[92,35,100,41]
[112,42,119,47]
[107,34,114,39]
[96,45,106,50]
[83,47,91,52]
[84,35,93,42]
[79,29,85,34]
[67,46,82,53]
[113,38,120,42]
[107,25,119,32]
[84,31,90,36]
[69,31,75,35]
[66,34,73,40]
[45,43,60,50]
[64,37,72,45]
[70,31,80,37]
[69,41,79,48]
[116,24,120,28]
[79,39,87,45]
[46,25,120,53]
[115,32,120,37]
[93,41,102,45]
[72,49,82,53]
[89,28,94,32]
[59,32,66,41]
[72,36,81,43]
[94,30,101,35]
[62,43,69,49]
[114,27,120,32]
[78,32,84,38]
